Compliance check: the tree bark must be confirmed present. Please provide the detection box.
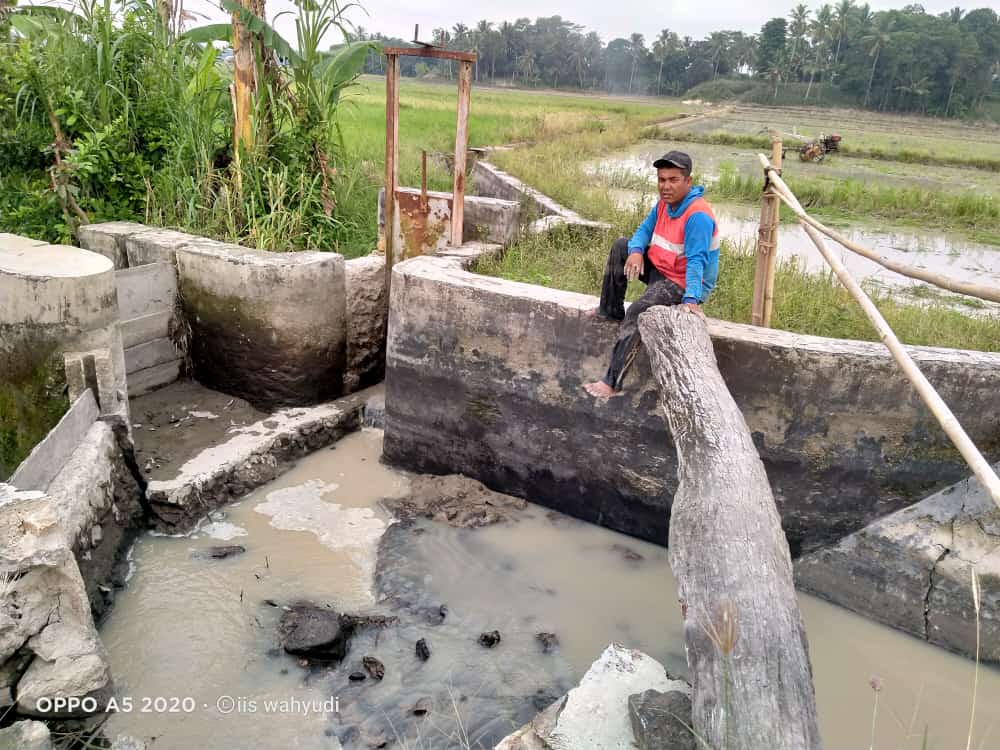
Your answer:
[637,306,823,750]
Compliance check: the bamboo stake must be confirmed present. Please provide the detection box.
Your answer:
[450,60,473,247]
[383,53,400,298]
[751,135,782,326]
[762,137,784,326]
[769,187,1000,304]
[757,153,1000,510]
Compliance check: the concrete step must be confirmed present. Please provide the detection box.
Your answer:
[127,359,182,397]
[115,262,176,319]
[125,337,180,374]
[121,310,172,349]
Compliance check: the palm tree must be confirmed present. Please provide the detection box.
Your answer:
[707,31,730,79]
[731,32,758,75]
[861,14,893,107]
[832,0,853,67]
[627,33,646,93]
[804,5,833,100]
[473,20,492,80]
[788,3,810,76]
[652,29,678,94]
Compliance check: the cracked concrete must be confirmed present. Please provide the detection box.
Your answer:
[796,461,1000,661]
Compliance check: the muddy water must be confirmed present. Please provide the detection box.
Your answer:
[102,430,1000,749]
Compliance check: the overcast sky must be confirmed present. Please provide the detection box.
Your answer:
[184,0,972,47]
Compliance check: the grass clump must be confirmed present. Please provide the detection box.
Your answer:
[477,228,1000,352]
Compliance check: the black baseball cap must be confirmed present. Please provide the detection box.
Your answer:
[653,150,693,174]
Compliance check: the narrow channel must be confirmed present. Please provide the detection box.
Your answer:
[101,429,1000,749]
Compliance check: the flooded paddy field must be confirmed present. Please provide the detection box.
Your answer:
[100,430,1000,750]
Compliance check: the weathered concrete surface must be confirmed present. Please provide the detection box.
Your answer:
[383,257,1000,553]
[176,242,347,410]
[378,188,521,254]
[495,644,688,750]
[10,391,99,492]
[115,262,176,321]
[123,228,202,267]
[0,241,129,425]
[144,388,373,531]
[344,255,387,392]
[473,161,610,233]
[78,222,151,269]
[796,462,1000,661]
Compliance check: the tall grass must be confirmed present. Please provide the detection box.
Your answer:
[476,227,1000,352]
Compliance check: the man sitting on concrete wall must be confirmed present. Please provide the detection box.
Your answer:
[584,150,720,398]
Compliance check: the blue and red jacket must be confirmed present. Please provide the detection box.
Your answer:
[627,186,720,304]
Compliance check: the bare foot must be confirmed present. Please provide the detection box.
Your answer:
[584,381,620,399]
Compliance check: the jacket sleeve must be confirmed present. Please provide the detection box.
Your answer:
[627,204,659,255]
[682,211,715,303]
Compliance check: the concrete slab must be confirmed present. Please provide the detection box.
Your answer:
[9,391,99,492]
[0,233,47,250]
[115,262,177,320]
[124,228,202,266]
[78,222,151,269]
[124,337,179,374]
[126,360,182,397]
[121,310,172,349]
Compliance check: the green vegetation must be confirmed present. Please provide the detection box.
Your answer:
[358,4,1000,119]
[477,227,1000,352]
[645,128,1000,172]
[0,346,68,481]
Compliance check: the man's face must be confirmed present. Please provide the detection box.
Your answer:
[657,167,692,205]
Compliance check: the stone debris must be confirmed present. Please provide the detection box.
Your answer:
[796,461,1000,661]
[383,474,527,529]
[0,720,53,750]
[628,689,696,750]
[536,632,560,654]
[362,655,385,681]
[415,638,431,661]
[479,630,502,648]
[495,643,689,750]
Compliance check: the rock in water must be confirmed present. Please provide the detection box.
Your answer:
[628,689,697,750]
[348,672,366,682]
[411,697,432,717]
[362,656,385,680]
[415,638,431,661]
[194,545,246,560]
[478,630,501,648]
[0,720,52,750]
[278,605,349,662]
[536,632,559,653]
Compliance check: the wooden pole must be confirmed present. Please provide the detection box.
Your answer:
[758,153,1000,510]
[638,306,823,750]
[384,53,400,297]
[751,134,781,326]
[420,150,428,213]
[762,137,784,326]
[450,60,473,247]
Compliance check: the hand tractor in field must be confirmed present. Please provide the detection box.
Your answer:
[777,131,843,162]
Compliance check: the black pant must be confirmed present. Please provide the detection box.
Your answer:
[598,237,685,390]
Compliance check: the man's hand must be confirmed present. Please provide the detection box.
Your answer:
[624,253,643,282]
[683,302,706,320]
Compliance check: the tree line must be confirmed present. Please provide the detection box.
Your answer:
[355,3,1000,117]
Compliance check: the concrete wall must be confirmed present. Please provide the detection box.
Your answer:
[382,257,1000,554]
[0,240,128,425]
[176,241,347,410]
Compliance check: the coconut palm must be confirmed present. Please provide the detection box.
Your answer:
[861,14,894,107]
[627,32,646,93]
[832,0,853,66]
[707,30,730,79]
[788,3,810,75]
[652,28,679,94]
[804,4,833,100]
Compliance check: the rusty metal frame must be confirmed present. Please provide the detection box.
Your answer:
[383,42,477,301]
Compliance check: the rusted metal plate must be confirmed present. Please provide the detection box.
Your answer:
[395,189,452,258]
[383,46,477,63]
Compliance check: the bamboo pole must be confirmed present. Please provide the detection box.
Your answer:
[450,60,473,246]
[757,153,1000,510]
[770,189,1000,304]
[762,137,784,326]
[383,53,400,298]
[751,135,782,326]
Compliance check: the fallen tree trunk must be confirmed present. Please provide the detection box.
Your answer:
[638,306,822,750]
